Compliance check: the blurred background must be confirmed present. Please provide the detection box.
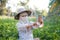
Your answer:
[0,0,60,40]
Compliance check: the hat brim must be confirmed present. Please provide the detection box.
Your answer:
[14,10,31,20]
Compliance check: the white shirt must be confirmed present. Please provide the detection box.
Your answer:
[16,20,42,40]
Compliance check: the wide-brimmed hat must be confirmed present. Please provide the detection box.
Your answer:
[14,7,32,20]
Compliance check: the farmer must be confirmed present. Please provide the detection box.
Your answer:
[15,7,43,40]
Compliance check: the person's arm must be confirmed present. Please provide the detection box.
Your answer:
[32,16,44,29]
[38,15,44,27]
[36,21,44,28]
[16,23,32,31]
[31,22,43,29]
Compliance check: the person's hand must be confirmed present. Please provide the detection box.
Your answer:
[38,16,43,24]
[26,25,32,30]
[38,16,44,27]
[33,23,39,27]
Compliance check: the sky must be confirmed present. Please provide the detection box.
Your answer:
[6,0,50,12]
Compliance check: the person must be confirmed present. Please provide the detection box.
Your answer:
[14,7,43,40]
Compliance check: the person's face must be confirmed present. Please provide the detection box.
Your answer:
[19,12,28,21]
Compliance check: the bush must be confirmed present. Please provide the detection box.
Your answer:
[0,19,18,40]
[0,16,60,40]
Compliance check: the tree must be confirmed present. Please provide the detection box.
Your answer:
[20,0,29,6]
[47,0,60,23]
[0,0,7,15]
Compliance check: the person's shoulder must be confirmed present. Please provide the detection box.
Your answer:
[16,22,21,26]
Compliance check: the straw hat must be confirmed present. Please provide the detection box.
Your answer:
[14,7,32,20]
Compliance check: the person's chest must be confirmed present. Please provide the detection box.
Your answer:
[19,21,32,33]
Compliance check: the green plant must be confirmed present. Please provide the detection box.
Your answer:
[0,16,60,40]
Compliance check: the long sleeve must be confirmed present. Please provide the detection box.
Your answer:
[16,22,34,40]
[30,21,43,29]
[16,23,28,32]
[36,22,43,28]
[30,21,38,29]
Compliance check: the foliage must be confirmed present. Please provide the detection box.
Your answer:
[0,15,60,40]
[56,0,60,4]
[0,19,18,40]
[0,0,7,15]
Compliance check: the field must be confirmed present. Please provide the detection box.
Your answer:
[0,16,60,40]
